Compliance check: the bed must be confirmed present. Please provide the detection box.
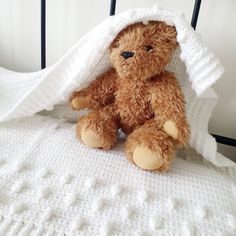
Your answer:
[0,1,235,235]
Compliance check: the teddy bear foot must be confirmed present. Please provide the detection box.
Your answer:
[125,124,175,171]
[80,127,104,148]
[132,145,163,171]
[71,96,89,110]
[77,109,118,150]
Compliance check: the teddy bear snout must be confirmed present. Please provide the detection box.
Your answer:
[121,51,134,59]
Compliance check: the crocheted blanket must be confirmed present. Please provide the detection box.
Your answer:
[0,115,235,236]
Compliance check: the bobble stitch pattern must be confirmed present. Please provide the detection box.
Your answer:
[85,177,97,190]
[11,180,27,193]
[149,213,164,230]
[195,206,208,219]
[101,221,114,236]
[167,197,178,210]
[38,187,51,200]
[37,167,50,178]
[11,202,26,214]
[65,192,77,207]
[60,173,72,185]
[41,207,54,222]
[111,184,123,197]
[122,206,134,220]
[14,161,28,172]
[182,221,195,236]
[93,198,106,212]
[71,217,87,231]
[137,190,149,204]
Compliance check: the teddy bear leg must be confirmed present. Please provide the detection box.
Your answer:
[77,105,118,150]
[125,120,175,171]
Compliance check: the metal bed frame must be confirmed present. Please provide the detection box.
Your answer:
[40,0,236,148]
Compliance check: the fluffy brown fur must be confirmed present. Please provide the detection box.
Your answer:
[70,21,190,171]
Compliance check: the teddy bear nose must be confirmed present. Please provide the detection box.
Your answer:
[121,51,134,59]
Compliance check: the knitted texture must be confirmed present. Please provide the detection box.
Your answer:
[0,7,229,167]
[0,115,235,236]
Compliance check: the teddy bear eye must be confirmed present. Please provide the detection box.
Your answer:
[144,45,153,52]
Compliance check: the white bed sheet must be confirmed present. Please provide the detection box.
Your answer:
[0,115,235,236]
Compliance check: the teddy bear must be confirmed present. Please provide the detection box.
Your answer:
[70,21,190,171]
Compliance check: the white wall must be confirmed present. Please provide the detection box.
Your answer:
[0,0,235,160]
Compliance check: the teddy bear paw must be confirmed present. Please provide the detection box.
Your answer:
[71,96,89,110]
[163,120,178,140]
[132,146,163,170]
[81,127,103,148]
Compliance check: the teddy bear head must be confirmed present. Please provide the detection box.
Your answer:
[110,21,178,80]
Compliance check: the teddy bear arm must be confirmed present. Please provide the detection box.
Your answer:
[150,74,190,146]
[70,68,117,110]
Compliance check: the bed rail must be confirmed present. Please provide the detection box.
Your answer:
[110,0,116,16]
[40,0,236,147]
[41,0,46,70]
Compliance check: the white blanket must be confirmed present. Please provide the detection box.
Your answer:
[0,115,235,236]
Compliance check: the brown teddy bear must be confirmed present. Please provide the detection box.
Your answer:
[70,21,190,171]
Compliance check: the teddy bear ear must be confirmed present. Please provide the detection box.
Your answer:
[109,26,130,50]
[152,22,178,47]
[110,29,126,50]
[109,38,119,50]
[164,24,178,47]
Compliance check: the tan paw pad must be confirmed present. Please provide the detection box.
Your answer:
[163,120,178,140]
[132,146,163,170]
[81,128,103,148]
[71,96,89,110]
